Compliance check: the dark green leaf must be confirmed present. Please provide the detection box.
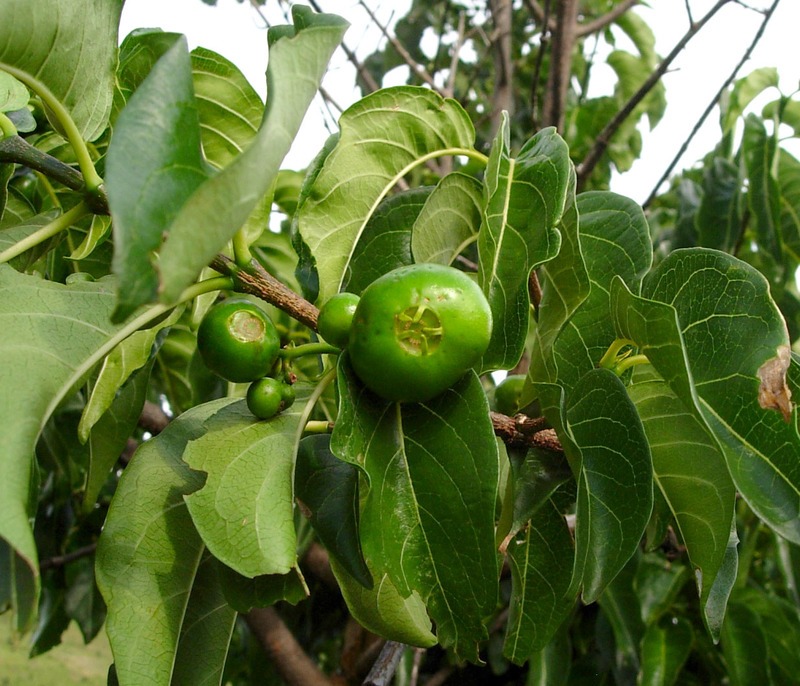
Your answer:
[696,157,742,253]
[218,562,307,613]
[720,600,770,686]
[743,114,782,262]
[478,121,570,371]
[723,67,779,134]
[639,616,694,686]
[566,368,653,603]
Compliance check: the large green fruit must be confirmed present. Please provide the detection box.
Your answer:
[348,263,492,403]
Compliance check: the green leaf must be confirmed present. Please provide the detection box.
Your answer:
[332,360,500,661]
[218,562,307,613]
[477,121,570,371]
[294,434,372,588]
[64,556,106,644]
[696,157,742,253]
[0,70,27,112]
[342,188,426,295]
[720,600,771,686]
[504,499,575,664]
[0,267,127,627]
[106,37,209,321]
[639,616,694,686]
[190,46,263,170]
[171,552,237,686]
[411,172,483,266]
[723,67,779,134]
[626,368,736,637]
[637,250,800,542]
[296,85,476,305]
[0,0,122,140]
[114,29,182,113]
[82,359,154,514]
[157,7,348,305]
[566,369,653,603]
[743,113,782,262]
[329,556,436,648]
[777,150,800,262]
[183,388,316,578]
[524,627,571,686]
[69,214,112,262]
[0,539,37,633]
[634,554,690,627]
[95,399,225,686]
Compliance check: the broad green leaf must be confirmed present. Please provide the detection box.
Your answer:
[477,120,570,371]
[0,71,27,112]
[764,98,800,137]
[0,209,60,272]
[524,627,571,686]
[743,114,782,261]
[720,600,770,686]
[172,552,237,686]
[69,214,112,261]
[638,250,800,543]
[723,67,779,134]
[95,399,221,686]
[294,434,372,588]
[329,556,436,648]
[183,388,316,578]
[332,361,500,661]
[82,359,154,514]
[566,369,653,602]
[191,46,263,170]
[597,553,644,682]
[342,188,427,296]
[626,368,736,636]
[106,37,209,321]
[508,447,573,535]
[639,616,694,686]
[78,307,182,442]
[114,29,182,114]
[296,85,475,305]
[411,172,483,266]
[634,554,691,627]
[696,157,742,253]
[607,49,665,129]
[504,499,575,664]
[0,539,37,633]
[0,0,122,140]
[158,8,348,305]
[777,150,800,262]
[218,562,307,613]
[64,556,106,644]
[0,266,127,627]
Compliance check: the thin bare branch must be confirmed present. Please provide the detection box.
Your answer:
[576,0,734,188]
[39,543,98,572]
[542,0,579,131]
[488,0,514,136]
[246,607,334,686]
[357,0,438,90]
[363,641,407,686]
[644,0,782,207]
[444,11,468,98]
[528,0,552,128]
[576,0,640,37]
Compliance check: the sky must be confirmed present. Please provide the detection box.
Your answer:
[118,0,800,204]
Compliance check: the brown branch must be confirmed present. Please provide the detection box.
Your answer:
[246,606,334,686]
[363,641,407,686]
[541,0,579,131]
[490,411,561,452]
[576,0,734,188]
[39,543,97,572]
[139,400,170,435]
[575,0,641,37]
[0,134,109,214]
[211,254,320,331]
[528,0,552,129]
[643,0,782,208]
[301,542,338,591]
[488,0,514,137]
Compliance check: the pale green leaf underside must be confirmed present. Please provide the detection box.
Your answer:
[297,85,476,304]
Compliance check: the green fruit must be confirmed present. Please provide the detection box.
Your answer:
[494,374,526,415]
[246,377,287,420]
[280,381,296,410]
[197,298,281,383]
[317,292,360,348]
[348,263,492,403]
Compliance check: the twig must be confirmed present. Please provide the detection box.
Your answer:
[444,12,467,99]
[363,641,407,686]
[576,0,640,37]
[488,0,514,136]
[246,606,333,686]
[576,0,734,188]
[490,412,561,452]
[542,0,579,131]
[210,254,320,330]
[39,543,97,572]
[643,0,782,208]
[357,0,438,90]
[528,0,552,128]
[139,400,170,435]
[0,135,109,214]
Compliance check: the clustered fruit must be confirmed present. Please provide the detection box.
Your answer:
[197,263,493,413]
[197,297,294,420]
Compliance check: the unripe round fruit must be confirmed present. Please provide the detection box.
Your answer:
[348,263,492,403]
[317,292,360,348]
[197,298,281,383]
